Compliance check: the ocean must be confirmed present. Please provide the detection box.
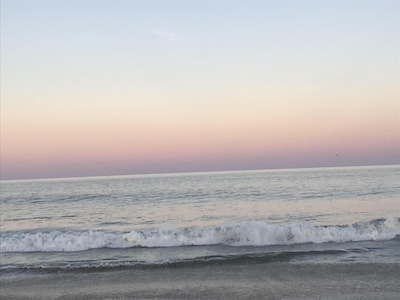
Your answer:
[1,165,400,299]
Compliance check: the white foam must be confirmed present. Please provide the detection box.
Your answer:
[1,218,399,252]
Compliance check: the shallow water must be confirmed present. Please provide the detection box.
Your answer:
[2,263,400,300]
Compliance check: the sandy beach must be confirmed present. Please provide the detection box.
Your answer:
[1,262,399,299]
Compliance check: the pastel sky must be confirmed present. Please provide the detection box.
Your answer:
[1,0,399,180]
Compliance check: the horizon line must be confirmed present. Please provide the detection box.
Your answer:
[1,163,398,183]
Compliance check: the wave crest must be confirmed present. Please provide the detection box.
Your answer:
[1,218,399,253]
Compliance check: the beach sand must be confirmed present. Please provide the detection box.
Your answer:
[1,263,399,299]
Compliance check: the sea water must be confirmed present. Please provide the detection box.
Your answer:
[1,165,399,277]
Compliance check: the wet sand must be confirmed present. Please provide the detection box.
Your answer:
[1,263,399,299]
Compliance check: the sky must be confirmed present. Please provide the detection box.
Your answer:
[1,0,399,180]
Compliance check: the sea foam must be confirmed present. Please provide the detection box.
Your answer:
[1,218,399,253]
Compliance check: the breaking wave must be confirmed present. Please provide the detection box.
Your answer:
[1,218,399,253]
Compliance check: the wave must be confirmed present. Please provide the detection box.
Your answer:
[1,218,399,253]
[0,250,350,274]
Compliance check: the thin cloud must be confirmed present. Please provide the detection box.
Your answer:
[152,28,182,41]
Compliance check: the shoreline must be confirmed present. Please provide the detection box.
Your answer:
[1,262,399,299]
